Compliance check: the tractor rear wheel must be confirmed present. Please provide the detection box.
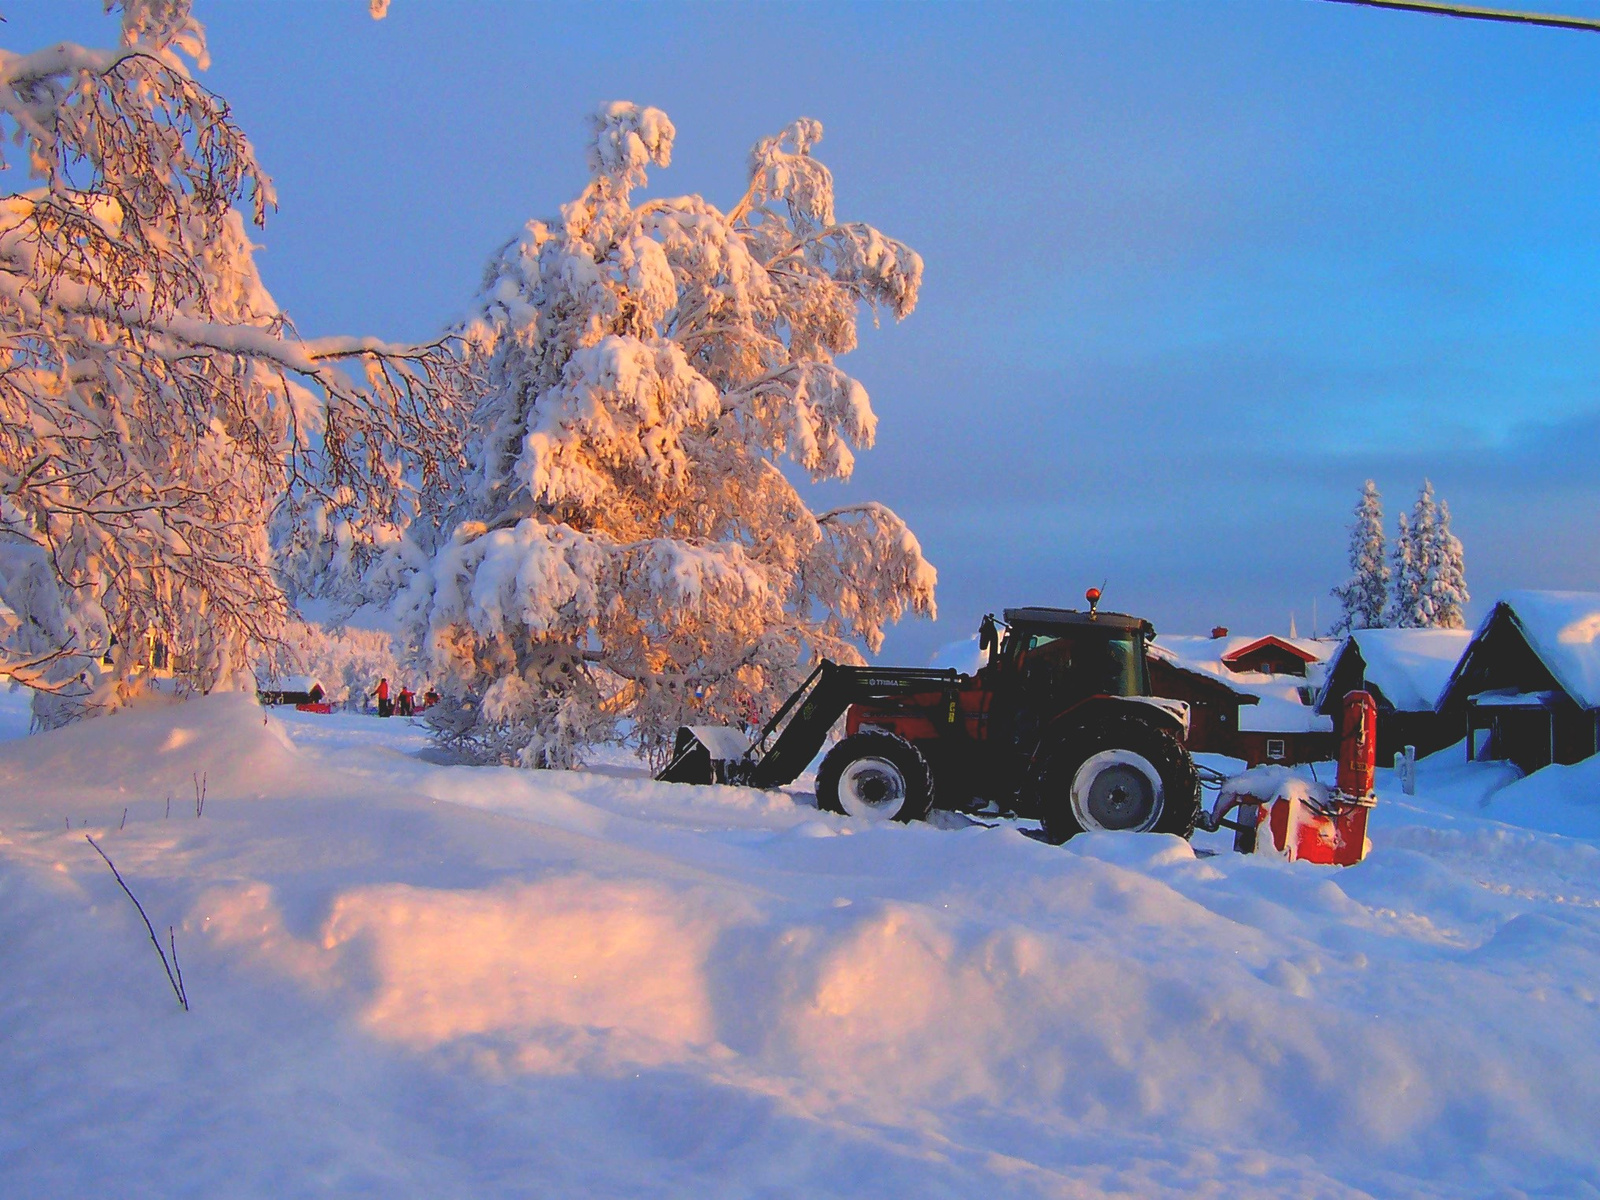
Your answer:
[1031,716,1198,844]
[816,732,935,823]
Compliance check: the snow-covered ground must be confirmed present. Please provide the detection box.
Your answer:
[3,693,1599,1197]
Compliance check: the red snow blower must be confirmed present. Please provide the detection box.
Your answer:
[1196,691,1378,866]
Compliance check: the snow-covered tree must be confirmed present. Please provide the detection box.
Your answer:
[1390,507,1424,629]
[1389,480,1466,628]
[1331,479,1389,633]
[401,104,935,767]
[1422,496,1468,629]
[0,2,465,725]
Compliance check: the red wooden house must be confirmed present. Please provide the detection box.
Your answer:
[1149,632,1335,766]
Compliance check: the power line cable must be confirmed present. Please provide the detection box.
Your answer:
[1322,0,1600,33]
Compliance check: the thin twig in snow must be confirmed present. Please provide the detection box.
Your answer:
[83,834,189,1011]
[167,926,187,1009]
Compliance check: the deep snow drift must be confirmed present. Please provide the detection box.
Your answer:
[3,689,1599,1198]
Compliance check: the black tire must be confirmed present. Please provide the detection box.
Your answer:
[816,732,935,823]
[1029,716,1199,844]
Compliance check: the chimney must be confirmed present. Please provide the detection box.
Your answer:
[1211,626,1229,639]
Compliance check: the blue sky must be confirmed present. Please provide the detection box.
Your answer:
[9,1,1600,663]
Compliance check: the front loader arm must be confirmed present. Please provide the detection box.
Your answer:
[746,662,963,788]
[658,661,962,788]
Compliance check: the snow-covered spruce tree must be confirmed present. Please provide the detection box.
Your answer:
[1390,509,1423,629]
[1330,479,1389,634]
[403,104,935,768]
[1389,480,1465,628]
[0,2,464,724]
[1421,495,1468,629]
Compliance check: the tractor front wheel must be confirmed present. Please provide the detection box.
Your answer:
[1032,717,1198,844]
[816,732,935,823]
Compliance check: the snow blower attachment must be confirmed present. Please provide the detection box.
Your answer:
[1196,690,1378,866]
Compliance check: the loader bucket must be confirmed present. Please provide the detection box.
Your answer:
[657,725,754,784]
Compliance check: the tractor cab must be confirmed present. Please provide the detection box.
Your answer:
[982,606,1154,704]
[972,604,1167,782]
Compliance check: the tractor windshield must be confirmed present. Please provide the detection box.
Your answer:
[1011,624,1152,700]
[1087,631,1148,696]
[1012,626,1149,699]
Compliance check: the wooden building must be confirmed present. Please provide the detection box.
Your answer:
[258,675,326,707]
[1147,650,1256,757]
[1220,635,1323,679]
[1315,628,1471,762]
[1437,592,1600,774]
[1149,633,1335,766]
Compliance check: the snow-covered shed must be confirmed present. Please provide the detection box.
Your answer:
[257,675,325,707]
[1149,633,1335,765]
[1437,591,1600,773]
[1316,628,1472,760]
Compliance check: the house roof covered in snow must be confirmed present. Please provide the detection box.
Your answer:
[1237,691,1334,734]
[256,674,322,696]
[1220,635,1323,668]
[1317,628,1472,714]
[1151,634,1335,686]
[1442,591,1600,712]
[1149,634,1336,734]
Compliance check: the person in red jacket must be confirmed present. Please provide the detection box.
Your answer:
[374,677,392,718]
[397,686,415,717]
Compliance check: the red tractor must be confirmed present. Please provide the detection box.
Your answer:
[659,592,1200,842]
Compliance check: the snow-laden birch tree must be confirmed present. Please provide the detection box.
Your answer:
[1331,479,1389,633]
[402,104,935,767]
[0,1,465,724]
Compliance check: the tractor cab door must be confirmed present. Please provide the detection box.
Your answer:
[986,626,1072,762]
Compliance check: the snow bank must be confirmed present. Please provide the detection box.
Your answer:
[1483,754,1600,840]
[4,699,1600,1196]
[0,691,305,808]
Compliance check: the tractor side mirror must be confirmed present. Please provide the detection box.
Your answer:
[978,614,1000,667]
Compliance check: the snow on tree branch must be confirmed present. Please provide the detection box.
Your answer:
[0,2,468,722]
[408,103,934,767]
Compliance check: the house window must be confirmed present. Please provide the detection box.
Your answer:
[1266,738,1286,761]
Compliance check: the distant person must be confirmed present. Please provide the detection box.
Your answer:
[422,687,440,710]
[397,686,414,717]
[373,677,392,718]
